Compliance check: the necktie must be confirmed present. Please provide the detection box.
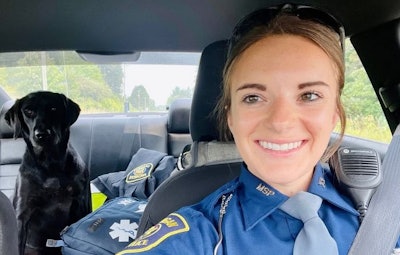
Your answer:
[280,191,339,255]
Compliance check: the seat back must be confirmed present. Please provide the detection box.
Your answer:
[137,40,242,236]
[0,100,25,198]
[167,98,192,157]
[0,190,18,254]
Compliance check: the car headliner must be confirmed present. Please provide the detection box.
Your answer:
[0,0,399,53]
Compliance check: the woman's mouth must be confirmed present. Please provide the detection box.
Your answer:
[258,140,303,152]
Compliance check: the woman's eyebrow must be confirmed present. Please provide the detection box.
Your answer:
[298,81,330,89]
[236,83,266,92]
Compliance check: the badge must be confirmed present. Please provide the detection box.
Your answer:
[118,213,190,253]
[125,163,154,183]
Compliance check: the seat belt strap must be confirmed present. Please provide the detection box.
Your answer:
[349,124,400,255]
[116,118,140,172]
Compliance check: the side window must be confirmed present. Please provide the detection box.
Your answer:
[342,40,391,143]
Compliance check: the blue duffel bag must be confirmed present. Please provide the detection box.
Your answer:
[57,197,147,255]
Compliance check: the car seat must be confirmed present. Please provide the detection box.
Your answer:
[167,98,192,157]
[0,190,18,254]
[137,40,242,236]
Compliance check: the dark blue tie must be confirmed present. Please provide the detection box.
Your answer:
[280,191,339,255]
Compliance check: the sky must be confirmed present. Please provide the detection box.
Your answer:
[124,64,198,106]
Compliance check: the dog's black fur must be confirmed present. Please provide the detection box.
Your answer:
[5,91,91,255]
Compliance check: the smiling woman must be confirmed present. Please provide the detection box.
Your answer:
[116,6,363,255]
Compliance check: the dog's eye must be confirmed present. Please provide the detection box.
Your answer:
[51,107,57,112]
[23,109,35,118]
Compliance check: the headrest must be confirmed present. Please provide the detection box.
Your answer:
[190,40,228,142]
[167,98,191,133]
[0,100,15,138]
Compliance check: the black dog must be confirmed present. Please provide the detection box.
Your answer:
[5,91,91,255]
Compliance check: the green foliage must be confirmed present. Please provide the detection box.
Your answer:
[344,116,391,143]
[99,65,123,95]
[0,52,123,113]
[166,86,193,106]
[342,41,391,143]
[128,85,156,111]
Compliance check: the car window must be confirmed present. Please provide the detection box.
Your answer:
[0,51,200,113]
[342,39,391,143]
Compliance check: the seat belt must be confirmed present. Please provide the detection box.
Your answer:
[349,124,400,255]
[116,118,140,172]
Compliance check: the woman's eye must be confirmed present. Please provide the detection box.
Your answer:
[243,95,260,104]
[301,92,321,102]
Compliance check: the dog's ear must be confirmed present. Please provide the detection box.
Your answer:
[4,99,23,139]
[64,97,81,126]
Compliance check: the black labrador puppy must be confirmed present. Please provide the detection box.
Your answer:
[5,91,91,255]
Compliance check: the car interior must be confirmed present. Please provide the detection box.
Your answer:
[0,0,400,254]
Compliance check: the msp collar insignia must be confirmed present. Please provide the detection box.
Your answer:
[126,163,154,183]
[256,183,275,196]
[124,213,190,252]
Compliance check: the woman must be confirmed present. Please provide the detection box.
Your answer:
[117,4,363,255]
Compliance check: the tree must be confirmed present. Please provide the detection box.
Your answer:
[342,42,384,120]
[340,40,391,142]
[99,65,123,96]
[1,52,124,113]
[128,85,155,111]
[166,86,193,106]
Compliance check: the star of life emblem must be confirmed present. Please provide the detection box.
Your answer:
[109,219,139,242]
[117,198,136,206]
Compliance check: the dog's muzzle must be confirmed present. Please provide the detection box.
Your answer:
[33,129,52,143]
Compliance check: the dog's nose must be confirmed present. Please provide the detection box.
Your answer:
[34,129,51,140]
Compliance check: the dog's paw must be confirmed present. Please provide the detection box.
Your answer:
[43,178,61,190]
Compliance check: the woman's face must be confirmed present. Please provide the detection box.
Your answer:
[227,35,339,195]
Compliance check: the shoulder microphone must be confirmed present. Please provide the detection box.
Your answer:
[329,147,382,222]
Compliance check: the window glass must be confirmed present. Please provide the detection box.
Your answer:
[342,40,391,143]
[0,51,200,113]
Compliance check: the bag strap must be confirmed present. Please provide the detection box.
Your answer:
[349,124,400,255]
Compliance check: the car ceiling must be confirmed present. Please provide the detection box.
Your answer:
[1,0,400,53]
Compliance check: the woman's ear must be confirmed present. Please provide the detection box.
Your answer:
[331,107,341,131]
[227,106,233,130]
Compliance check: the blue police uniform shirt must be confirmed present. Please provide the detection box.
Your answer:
[117,163,400,255]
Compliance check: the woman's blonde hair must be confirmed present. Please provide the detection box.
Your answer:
[215,13,346,161]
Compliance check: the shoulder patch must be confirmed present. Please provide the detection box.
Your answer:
[119,213,190,253]
[125,163,154,183]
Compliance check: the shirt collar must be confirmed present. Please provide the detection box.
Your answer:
[308,163,358,215]
[238,163,358,231]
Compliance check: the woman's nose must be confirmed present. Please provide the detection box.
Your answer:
[265,97,296,132]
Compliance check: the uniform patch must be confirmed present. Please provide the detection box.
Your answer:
[125,163,154,183]
[117,213,190,253]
